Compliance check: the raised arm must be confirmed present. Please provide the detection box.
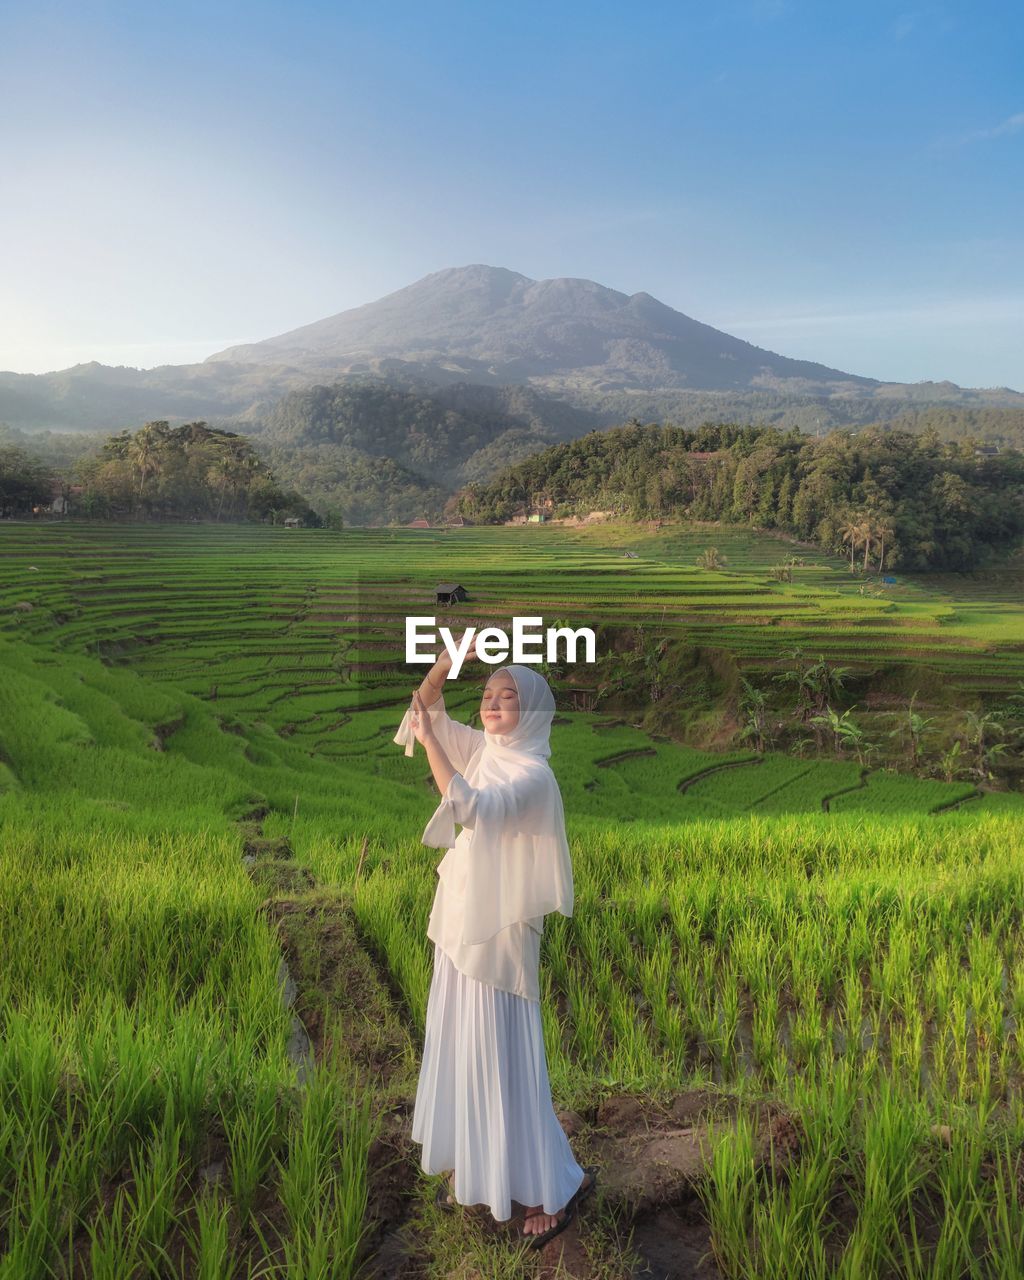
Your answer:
[415,692,458,797]
[404,631,485,777]
[415,648,452,711]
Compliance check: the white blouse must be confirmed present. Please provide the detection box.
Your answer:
[419,694,545,1002]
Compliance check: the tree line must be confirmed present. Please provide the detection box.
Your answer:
[0,421,317,524]
[4,410,1022,562]
[448,420,1024,572]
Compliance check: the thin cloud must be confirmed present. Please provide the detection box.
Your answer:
[936,111,1024,148]
[891,12,918,40]
[716,295,1024,331]
[748,0,790,19]
[976,112,1024,139]
[891,7,957,40]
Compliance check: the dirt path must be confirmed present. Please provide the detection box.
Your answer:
[237,809,802,1278]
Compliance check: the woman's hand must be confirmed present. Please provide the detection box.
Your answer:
[461,632,481,665]
[435,628,480,672]
[409,689,437,746]
[417,630,480,718]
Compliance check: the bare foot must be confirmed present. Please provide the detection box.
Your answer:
[522,1206,559,1235]
[521,1169,594,1236]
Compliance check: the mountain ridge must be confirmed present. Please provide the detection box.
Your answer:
[1,264,1021,432]
[205,263,881,394]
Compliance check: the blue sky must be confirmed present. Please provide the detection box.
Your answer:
[2,0,1021,388]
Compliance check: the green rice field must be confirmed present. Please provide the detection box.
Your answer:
[2,517,1024,1278]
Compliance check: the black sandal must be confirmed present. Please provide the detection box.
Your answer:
[523,1166,598,1250]
[435,1176,457,1212]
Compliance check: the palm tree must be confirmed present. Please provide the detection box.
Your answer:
[858,518,874,573]
[126,422,165,508]
[212,452,236,520]
[874,519,896,575]
[206,439,250,521]
[838,514,862,570]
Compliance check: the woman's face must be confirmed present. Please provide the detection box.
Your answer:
[480,671,520,733]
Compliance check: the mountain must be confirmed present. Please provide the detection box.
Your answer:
[242,377,608,525]
[0,359,304,433]
[207,263,879,394]
[2,265,1021,433]
[254,379,599,484]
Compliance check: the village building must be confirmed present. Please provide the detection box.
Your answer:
[37,480,84,516]
[435,582,468,606]
[508,497,553,525]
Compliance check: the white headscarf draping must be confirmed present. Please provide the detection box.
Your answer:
[393,664,574,945]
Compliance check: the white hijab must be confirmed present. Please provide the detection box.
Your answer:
[393,663,574,945]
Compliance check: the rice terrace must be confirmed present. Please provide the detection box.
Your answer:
[4,515,1024,1279]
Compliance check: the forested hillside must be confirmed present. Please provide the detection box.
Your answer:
[562,389,1024,437]
[0,421,315,524]
[7,390,1024,545]
[864,405,1024,450]
[246,378,602,522]
[255,381,549,481]
[450,422,1024,572]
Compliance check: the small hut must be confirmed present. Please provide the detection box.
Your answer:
[283,517,302,528]
[435,582,468,607]
[407,518,431,529]
[47,480,77,514]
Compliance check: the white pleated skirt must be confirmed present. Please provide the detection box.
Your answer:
[411,943,586,1222]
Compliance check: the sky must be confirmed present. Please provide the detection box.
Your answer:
[1,0,1022,389]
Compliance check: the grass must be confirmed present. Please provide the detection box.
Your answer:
[1,518,1024,1275]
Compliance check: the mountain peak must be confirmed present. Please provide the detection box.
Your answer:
[423,263,531,283]
[204,264,879,393]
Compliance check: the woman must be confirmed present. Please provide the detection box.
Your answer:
[393,637,597,1249]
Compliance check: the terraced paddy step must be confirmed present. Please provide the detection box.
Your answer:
[6,523,1024,707]
[4,519,1024,1275]
[236,810,812,1279]
[237,808,425,1276]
